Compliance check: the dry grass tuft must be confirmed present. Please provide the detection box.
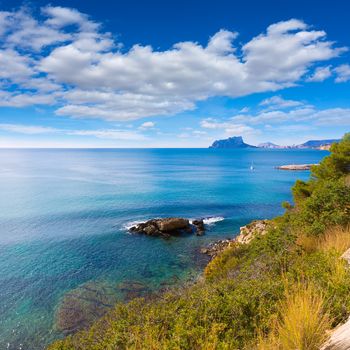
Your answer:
[257,283,331,350]
[317,226,350,254]
[296,234,318,253]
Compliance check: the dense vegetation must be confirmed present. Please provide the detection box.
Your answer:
[49,134,350,350]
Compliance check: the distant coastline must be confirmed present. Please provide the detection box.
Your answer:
[209,136,339,150]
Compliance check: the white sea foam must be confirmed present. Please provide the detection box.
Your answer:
[123,220,145,230]
[203,216,225,225]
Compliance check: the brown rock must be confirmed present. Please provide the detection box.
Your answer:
[192,219,205,236]
[129,217,190,237]
[156,218,189,232]
[201,220,270,258]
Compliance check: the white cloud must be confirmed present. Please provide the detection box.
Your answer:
[0,91,55,107]
[0,122,146,140]
[334,64,350,83]
[239,107,250,113]
[1,8,71,51]
[198,95,350,139]
[230,104,350,126]
[306,65,332,82]
[200,118,257,136]
[193,130,207,135]
[67,129,146,140]
[42,6,98,31]
[242,20,345,85]
[259,95,304,109]
[178,132,190,138]
[0,123,58,134]
[0,7,347,121]
[139,121,155,129]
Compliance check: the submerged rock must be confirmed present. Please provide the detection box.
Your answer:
[117,280,150,301]
[130,217,206,237]
[55,281,119,334]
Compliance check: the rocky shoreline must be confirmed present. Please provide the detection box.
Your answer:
[200,220,270,258]
[55,218,270,336]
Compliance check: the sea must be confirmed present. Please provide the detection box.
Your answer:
[0,148,328,349]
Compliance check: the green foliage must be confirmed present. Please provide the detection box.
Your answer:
[290,134,350,235]
[49,133,350,350]
[292,179,350,235]
[312,132,350,180]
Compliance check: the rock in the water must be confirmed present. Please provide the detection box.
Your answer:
[157,218,189,232]
[192,219,205,236]
[130,217,191,237]
[55,281,118,334]
[129,217,207,237]
[117,280,150,301]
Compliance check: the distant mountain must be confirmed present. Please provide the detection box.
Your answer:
[299,139,340,148]
[209,136,256,149]
[258,142,280,149]
[209,137,340,149]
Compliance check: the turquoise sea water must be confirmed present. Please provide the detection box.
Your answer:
[0,148,328,349]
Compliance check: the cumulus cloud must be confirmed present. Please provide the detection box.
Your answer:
[306,65,332,82]
[334,64,350,83]
[0,7,347,121]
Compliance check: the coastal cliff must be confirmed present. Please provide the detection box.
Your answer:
[49,133,350,350]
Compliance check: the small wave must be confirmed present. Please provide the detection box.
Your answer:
[203,216,225,225]
[123,220,145,230]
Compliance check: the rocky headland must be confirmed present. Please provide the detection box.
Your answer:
[276,164,318,170]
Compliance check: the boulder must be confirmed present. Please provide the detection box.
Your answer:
[130,217,190,237]
[129,217,207,237]
[157,218,189,232]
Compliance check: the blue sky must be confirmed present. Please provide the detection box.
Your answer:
[0,0,349,148]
